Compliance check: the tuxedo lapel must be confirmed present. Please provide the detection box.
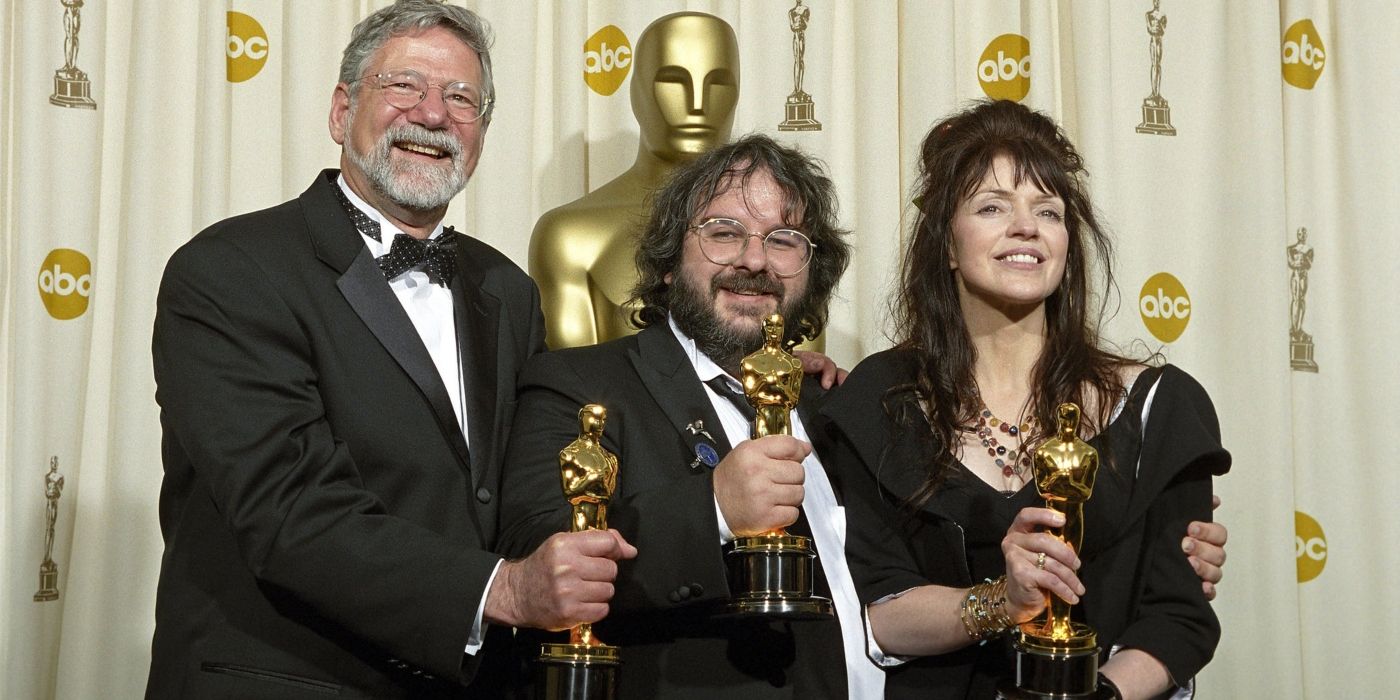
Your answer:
[451,230,500,491]
[628,325,733,469]
[795,375,826,429]
[304,171,472,475]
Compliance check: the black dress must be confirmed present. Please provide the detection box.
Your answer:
[813,349,1230,699]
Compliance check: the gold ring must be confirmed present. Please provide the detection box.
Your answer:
[1036,552,1047,570]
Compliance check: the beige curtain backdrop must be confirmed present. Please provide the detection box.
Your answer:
[0,0,1384,697]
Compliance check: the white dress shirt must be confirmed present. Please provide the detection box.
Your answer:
[667,316,886,699]
[337,176,496,655]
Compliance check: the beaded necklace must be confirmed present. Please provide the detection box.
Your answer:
[970,405,1035,490]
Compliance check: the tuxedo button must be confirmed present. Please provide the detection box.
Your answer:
[476,487,492,503]
[688,583,704,597]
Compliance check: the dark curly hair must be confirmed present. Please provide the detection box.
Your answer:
[891,99,1135,502]
[630,134,852,343]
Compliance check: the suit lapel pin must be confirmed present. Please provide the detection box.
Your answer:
[686,419,715,443]
[688,441,720,471]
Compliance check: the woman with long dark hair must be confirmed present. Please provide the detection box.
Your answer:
[817,100,1229,699]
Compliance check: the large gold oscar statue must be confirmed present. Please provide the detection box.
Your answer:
[723,315,832,619]
[538,405,622,700]
[529,13,739,349]
[999,403,1113,699]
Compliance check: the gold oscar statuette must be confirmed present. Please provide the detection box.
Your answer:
[1135,0,1175,135]
[778,0,821,131]
[537,405,621,700]
[722,314,833,619]
[998,403,1114,699]
[50,0,97,109]
[1287,226,1318,372]
[34,456,65,602]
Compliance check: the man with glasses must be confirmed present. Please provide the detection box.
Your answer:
[148,2,632,696]
[495,134,875,697]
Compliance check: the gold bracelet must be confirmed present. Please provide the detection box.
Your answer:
[959,576,1014,640]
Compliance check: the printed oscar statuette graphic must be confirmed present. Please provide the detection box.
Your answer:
[723,314,834,619]
[1135,0,1174,135]
[998,404,1114,699]
[537,405,621,700]
[1287,226,1318,372]
[778,0,821,131]
[50,0,97,109]
[35,457,65,602]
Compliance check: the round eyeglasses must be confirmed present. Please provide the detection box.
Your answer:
[351,69,493,123]
[690,218,816,277]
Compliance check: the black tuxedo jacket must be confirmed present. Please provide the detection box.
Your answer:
[148,170,544,698]
[496,323,847,699]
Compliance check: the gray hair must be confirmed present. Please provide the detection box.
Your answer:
[340,0,495,121]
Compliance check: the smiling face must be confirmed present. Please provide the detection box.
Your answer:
[950,154,1070,316]
[665,167,810,371]
[329,26,487,217]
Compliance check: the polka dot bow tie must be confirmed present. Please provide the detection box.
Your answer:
[377,231,458,287]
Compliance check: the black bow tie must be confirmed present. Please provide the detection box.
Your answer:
[377,231,458,287]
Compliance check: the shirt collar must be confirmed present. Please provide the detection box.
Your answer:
[335,173,445,255]
[667,314,737,389]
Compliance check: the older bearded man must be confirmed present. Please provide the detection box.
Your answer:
[148,2,632,696]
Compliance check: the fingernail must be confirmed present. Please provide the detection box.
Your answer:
[1181,538,1194,554]
[1189,524,1201,537]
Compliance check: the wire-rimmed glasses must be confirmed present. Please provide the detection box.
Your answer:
[350,69,492,123]
[690,217,816,277]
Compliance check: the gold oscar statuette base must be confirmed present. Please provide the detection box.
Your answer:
[1290,333,1318,372]
[50,69,96,110]
[34,560,59,602]
[996,620,1112,699]
[722,532,833,620]
[778,91,821,131]
[1135,97,1175,135]
[537,642,620,700]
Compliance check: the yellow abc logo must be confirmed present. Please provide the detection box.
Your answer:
[1281,19,1325,90]
[226,11,269,83]
[37,248,93,320]
[1295,510,1327,583]
[1138,272,1191,343]
[583,25,632,96]
[978,34,1031,102]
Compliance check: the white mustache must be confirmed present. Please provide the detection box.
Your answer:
[384,124,462,159]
